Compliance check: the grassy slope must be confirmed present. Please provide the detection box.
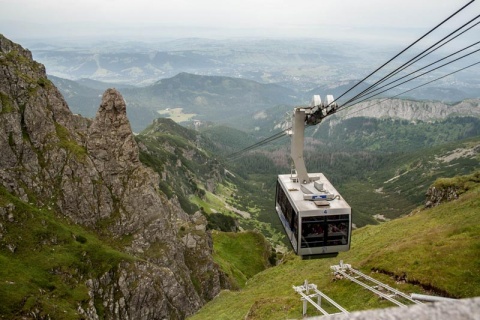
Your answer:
[212,231,272,289]
[189,181,480,320]
[0,188,134,319]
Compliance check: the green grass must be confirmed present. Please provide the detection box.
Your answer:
[55,123,87,160]
[0,92,14,113]
[190,191,228,214]
[189,182,480,320]
[212,231,272,289]
[433,170,480,193]
[0,187,135,319]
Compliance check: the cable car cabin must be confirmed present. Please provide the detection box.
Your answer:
[275,173,351,259]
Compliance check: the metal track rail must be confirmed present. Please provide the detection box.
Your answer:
[334,269,407,307]
[348,268,422,304]
[331,261,423,308]
[293,280,349,317]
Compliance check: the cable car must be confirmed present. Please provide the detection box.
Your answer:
[275,172,351,258]
[275,95,351,258]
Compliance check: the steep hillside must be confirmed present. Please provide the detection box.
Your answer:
[136,118,224,214]
[0,188,134,319]
[0,34,226,319]
[189,172,480,319]
[212,231,274,289]
[135,118,286,249]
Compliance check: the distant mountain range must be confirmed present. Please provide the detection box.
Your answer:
[49,72,302,131]
[49,72,480,133]
[33,38,479,103]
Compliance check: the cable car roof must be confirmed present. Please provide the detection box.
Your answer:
[278,173,351,214]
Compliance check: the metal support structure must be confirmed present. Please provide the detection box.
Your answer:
[288,95,338,185]
[331,261,423,308]
[290,108,309,184]
[293,280,349,317]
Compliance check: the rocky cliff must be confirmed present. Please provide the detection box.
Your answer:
[337,98,480,122]
[0,34,225,319]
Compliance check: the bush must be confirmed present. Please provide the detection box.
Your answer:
[206,213,237,232]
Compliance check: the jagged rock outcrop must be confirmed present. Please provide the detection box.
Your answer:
[425,186,459,208]
[0,34,225,319]
[425,171,480,208]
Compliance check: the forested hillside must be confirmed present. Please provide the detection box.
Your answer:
[221,113,480,227]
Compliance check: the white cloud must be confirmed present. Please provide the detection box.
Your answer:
[1,0,478,41]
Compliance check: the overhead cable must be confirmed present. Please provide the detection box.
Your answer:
[362,18,480,94]
[226,58,479,161]
[341,14,480,107]
[223,2,477,161]
[338,45,480,110]
[337,61,480,117]
[325,0,475,107]
[340,40,480,107]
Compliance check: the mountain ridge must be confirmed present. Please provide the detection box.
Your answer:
[335,98,480,122]
[0,33,226,319]
[124,72,300,128]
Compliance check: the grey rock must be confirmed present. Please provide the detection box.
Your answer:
[337,99,480,122]
[425,186,459,208]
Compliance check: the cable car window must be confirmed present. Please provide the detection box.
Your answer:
[326,221,349,246]
[292,210,298,241]
[301,217,325,248]
[276,181,297,233]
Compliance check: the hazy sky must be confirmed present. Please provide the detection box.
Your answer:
[1,0,479,42]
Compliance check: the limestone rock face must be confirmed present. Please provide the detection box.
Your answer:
[0,34,224,319]
[338,99,480,122]
[87,88,140,173]
[425,186,459,208]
